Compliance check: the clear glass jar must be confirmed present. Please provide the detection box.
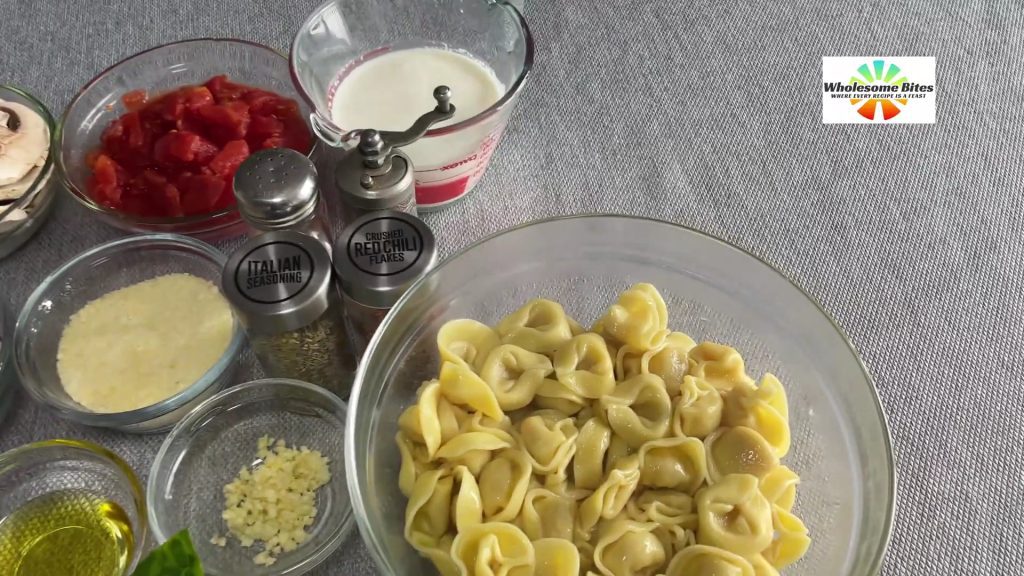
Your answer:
[222,230,357,398]
[341,292,390,353]
[248,289,355,398]
[333,211,438,355]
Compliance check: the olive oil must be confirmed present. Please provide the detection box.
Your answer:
[0,489,134,576]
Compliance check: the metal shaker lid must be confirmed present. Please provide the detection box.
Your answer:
[221,230,333,334]
[333,211,438,308]
[234,148,319,230]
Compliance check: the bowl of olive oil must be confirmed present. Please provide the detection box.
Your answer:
[0,439,146,575]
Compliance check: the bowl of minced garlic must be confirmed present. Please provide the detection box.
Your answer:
[13,234,244,432]
[148,378,353,574]
[214,436,331,566]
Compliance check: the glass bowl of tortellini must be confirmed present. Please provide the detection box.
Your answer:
[346,215,895,576]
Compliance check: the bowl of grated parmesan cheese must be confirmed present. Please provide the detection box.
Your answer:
[13,233,245,432]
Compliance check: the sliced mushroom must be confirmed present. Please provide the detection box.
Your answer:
[0,206,28,230]
[0,100,50,200]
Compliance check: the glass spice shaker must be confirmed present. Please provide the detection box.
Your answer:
[221,230,357,398]
[333,210,438,354]
[233,148,332,253]
[331,86,455,227]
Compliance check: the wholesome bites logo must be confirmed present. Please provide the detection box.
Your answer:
[822,57,936,124]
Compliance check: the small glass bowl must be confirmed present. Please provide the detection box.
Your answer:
[148,378,353,575]
[58,38,313,241]
[0,86,58,260]
[13,233,244,433]
[0,296,16,426]
[0,439,148,574]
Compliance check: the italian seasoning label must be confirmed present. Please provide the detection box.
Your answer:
[346,216,424,276]
[234,241,315,304]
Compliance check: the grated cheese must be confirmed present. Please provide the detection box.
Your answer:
[56,273,234,413]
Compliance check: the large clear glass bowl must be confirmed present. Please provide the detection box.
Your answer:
[347,215,895,575]
[58,38,313,241]
[13,233,244,433]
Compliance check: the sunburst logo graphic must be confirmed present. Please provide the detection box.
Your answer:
[823,57,935,124]
[849,60,908,120]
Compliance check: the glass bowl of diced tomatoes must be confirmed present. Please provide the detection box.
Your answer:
[58,38,314,240]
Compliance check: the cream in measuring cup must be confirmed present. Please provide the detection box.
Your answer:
[328,47,506,210]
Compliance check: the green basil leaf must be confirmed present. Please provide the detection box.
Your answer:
[130,529,203,576]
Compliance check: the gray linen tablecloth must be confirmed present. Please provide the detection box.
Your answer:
[3,0,1023,574]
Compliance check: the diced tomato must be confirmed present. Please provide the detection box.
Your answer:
[258,136,285,149]
[141,170,183,217]
[122,90,148,111]
[151,93,184,122]
[195,101,251,143]
[178,174,226,215]
[247,114,284,149]
[153,131,219,166]
[280,116,312,154]
[86,149,102,169]
[122,112,145,149]
[205,75,248,102]
[206,140,250,177]
[260,96,300,118]
[243,89,281,114]
[88,76,309,218]
[213,180,237,210]
[120,195,161,217]
[182,86,214,111]
[90,154,124,205]
[101,113,140,151]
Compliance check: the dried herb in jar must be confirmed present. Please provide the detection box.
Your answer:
[248,296,354,396]
[222,230,357,398]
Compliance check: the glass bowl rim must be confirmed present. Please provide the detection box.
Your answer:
[147,377,353,575]
[56,37,304,227]
[345,213,897,575]
[0,85,57,224]
[289,0,534,142]
[0,295,12,381]
[13,233,245,426]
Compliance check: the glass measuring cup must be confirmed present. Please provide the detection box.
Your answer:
[290,0,534,211]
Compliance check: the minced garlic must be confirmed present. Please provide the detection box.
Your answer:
[222,436,331,566]
[56,273,233,413]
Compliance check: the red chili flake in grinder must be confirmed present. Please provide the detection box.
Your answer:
[87,75,312,218]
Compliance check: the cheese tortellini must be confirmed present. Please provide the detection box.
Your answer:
[398,285,811,576]
[704,426,779,483]
[696,474,774,555]
[497,299,575,354]
[592,518,666,576]
[452,522,534,576]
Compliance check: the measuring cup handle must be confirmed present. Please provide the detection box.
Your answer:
[310,113,358,149]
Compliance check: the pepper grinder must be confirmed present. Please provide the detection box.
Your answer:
[332,85,455,226]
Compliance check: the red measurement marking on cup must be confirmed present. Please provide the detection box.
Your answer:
[414,128,504,207]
